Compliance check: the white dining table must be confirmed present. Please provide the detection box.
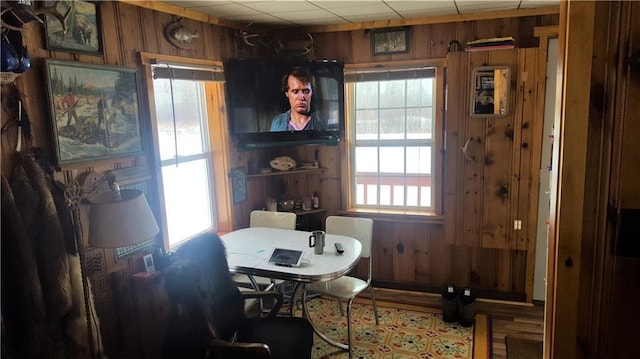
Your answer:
[221,227,362,283]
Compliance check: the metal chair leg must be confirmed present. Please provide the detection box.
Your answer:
[337,298,345,316]
[369,285,379,325]
[346,297,354,359]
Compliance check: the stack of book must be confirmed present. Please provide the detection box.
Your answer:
[466,37,516,52]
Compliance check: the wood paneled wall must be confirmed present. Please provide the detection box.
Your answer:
[1,2,558,357]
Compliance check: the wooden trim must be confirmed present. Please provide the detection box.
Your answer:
[139,52,223,67]
[534,25,560,38]
[118,0,248,30]
[345,58,447,70]
[305,7,560,33]
[208,82,234,233]
[546,1,596,358]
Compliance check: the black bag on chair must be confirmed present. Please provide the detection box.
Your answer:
[161,232,313,359]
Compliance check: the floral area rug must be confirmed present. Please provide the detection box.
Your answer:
[302,297,490,359]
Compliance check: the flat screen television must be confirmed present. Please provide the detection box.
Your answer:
[224,58,345,149]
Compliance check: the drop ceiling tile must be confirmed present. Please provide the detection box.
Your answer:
[342,12,404,23]
[240,1,321,13]
[225,13,292,24]
[308,1,384,10]
[163,0,232,8]
[273,10,341,21]
[190,3,264,16]
[316,3,396,16]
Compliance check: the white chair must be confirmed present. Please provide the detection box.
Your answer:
[233,210,297,290]
[250,210,297,230]
[302,216,378,358]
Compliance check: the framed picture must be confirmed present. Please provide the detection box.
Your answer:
[231,167,247,204]
[142,253,156,273]
[43,0,103,55]
[45,60,145,166]
[372,27,410,55]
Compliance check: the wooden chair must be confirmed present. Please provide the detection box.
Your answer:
[302,216,379,358]
[161,232,313,359]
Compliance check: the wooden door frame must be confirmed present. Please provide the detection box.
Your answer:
[545,1,596,358]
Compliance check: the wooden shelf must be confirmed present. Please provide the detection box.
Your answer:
[247,167,325,179]
[292,208,326,216]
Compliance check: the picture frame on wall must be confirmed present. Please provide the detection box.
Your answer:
[371,27,410,55]
[231,167,247,204]
[45,60,145,166]
[43,0,103,55]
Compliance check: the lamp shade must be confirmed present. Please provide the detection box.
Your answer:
[88,189,159,248]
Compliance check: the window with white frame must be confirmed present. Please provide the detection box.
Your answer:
[345,67,438,212]
[150,66,222,248]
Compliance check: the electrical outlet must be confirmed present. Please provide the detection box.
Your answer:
[514,220,522,230]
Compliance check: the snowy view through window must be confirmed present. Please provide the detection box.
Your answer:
[351,77,434,210]
[153,78,214,247]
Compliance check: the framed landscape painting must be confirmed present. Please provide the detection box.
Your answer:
[43,0,103,55]
[45,60,144,166]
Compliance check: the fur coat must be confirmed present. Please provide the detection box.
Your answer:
[1,149,104,358]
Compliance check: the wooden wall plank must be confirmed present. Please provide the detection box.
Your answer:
[428,224,449,285]
[375,222,395,281]
[392,222,416,282]
[414,223,431,283]
[116,2,144,65]
[98,1,121,65]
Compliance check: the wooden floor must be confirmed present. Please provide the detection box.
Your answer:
[362,287,545,359]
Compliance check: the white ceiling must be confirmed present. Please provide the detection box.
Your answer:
[160,0,559,28]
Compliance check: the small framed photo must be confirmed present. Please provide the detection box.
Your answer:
[372,27,410,55]
[43,0,103,55]
[231,167,247,204]
[45,59,145,166]
[143,253,156,273]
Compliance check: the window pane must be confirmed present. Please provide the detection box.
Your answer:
[355,109,379,140]
[407,186,418,206]
[380,80,405,108]
[380,185,391,205]
[379,147,404,173]
[379,109,405,139]
[406,108,432,140]
[162,159,212,246]
[392,185,404,206]
[406,78,433,107]
[421,186,431,207]
[154,79,207,161]
[406,146,431,174]
[366,184,377,205]
[355,147,378,172]
[355,82,378,109]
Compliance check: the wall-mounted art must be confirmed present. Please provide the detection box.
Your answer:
[372,27,410,55]
[45,60,144,166]
[43,0,103,55]
[231,167,247,204]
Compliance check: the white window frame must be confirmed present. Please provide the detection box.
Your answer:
[343,61,445,215]
[140,53,233,252]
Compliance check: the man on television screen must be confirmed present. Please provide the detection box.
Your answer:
[270,66,325,131]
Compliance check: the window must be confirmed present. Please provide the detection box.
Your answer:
[345,65,441,213]
[146,61,227,249]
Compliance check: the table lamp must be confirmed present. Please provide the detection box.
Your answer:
[65,170,159,357]
[88,188,159,248]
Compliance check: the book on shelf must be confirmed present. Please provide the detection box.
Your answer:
[467,36,515,46]
[466,44,516,52]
